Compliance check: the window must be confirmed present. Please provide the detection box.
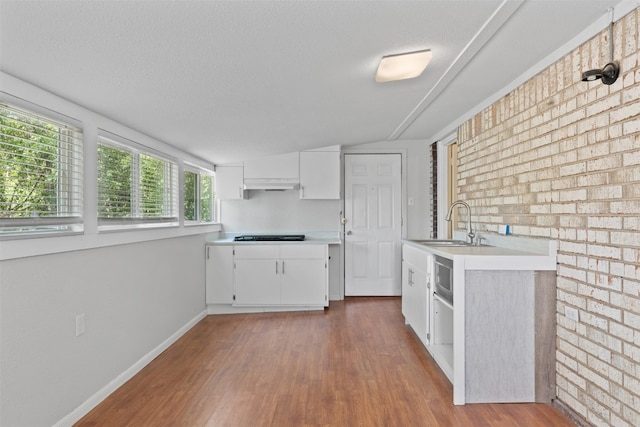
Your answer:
[97,135,178,230]
[0,102,83,237]
[184,167,214,224]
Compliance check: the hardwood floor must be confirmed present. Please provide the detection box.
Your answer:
[75,297,574,427]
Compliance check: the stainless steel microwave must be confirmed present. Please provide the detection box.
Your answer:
[434,255,453,305]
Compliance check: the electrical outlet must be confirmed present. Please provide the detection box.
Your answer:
[565,306,579,322]
[76,313,85,337]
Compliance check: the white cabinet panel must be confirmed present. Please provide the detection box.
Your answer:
[280,258,326,305]
[299,150,340,199]
[401,244,432,347]
[215,166,244,200]
[234,259,281,305]
[206,245,234,304]
[232,244,328,307]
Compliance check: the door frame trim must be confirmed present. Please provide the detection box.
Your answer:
[339,149,407,299]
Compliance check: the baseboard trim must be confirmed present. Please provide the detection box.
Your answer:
[53,309,207,427]
[552,398,593,427]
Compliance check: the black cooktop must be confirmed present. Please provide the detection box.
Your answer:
[233,234,306,242]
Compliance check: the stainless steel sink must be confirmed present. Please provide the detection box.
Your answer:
[411,239,492,247]
[413,239,471,247]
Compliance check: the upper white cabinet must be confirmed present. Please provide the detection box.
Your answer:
[299,146,340,199]
[215,165,245,200]
[243,152,299,179]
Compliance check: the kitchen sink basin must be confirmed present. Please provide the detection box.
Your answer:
[413,239,471,247]
[411,239,492,247]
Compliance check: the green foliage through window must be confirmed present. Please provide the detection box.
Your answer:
[0,103,83,235]
[183,169,214,223]
[97,137,177,226]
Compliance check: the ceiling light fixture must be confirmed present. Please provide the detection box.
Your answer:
[582,9,620,85]
[375,49,432,83]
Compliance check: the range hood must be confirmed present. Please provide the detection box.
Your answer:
[243,178,300,191]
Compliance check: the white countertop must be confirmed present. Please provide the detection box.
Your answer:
[402,239,557,271]
[208,232,341,245]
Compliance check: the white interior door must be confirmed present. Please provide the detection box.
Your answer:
[344,154,402,296]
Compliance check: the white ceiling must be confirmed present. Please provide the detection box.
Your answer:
[0,0,626,164]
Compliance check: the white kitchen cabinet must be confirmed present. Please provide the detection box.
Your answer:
[243,152,299,179]
[205,245,234,304]
[299,148,340,199]
[401,238,557,405]
[401,244,431,346]
[215,165,245,199]
[233,244,328,306]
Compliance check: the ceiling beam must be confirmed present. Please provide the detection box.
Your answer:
[387,0,525,141]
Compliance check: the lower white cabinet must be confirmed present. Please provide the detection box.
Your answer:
[206,245,234,304]
[401,244,432,346]
[206,244,328,309]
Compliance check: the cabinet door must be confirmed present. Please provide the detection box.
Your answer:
[402,262,412,322]
[234,259,280,305]
[244,152,299,179]
[280,258,326,305]
[215,166,244,199]
[299,151,340,199]
[206,245,234,304]
[412,266,429,345]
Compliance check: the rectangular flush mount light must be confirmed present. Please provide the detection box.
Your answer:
[375,49,432,82]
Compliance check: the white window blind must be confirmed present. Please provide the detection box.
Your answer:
[183,165,214,224]
[0,102,83,236]
[98,136,178,229]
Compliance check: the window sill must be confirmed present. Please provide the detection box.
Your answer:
[0,223,222,261]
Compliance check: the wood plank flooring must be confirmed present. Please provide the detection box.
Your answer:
[75,297,574,427]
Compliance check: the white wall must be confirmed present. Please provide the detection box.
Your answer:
[0,72,219,426]
[219,190,341,233]
[0,235,207,426]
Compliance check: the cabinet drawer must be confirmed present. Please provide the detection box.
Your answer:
[402,244,432,269]
[279,244,326,259]
[234,245,279,259]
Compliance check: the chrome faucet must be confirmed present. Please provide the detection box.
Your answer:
[445,200,475,244]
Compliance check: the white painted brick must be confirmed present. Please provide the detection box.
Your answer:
[622,279,640,297]
[623,341,640,363]
[588,244,622,260]
[579,283,610,302]
[624,311,640,329]
[589,216,623,229]
[610,321,635,343]
[588,300,623,321]
[558,362,588,389]
[580,311,610,331]
[624,374,640,397]
[623,149,640,166]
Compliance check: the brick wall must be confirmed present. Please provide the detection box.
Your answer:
[456,9,640,427]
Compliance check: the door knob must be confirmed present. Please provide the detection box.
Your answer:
[346,231,352,235]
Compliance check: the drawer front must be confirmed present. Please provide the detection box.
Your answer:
[279,244,326,259]
[234,245,279,259]
[402,244,432,270]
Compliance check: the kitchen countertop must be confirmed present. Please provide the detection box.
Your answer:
[208,232,341,245]
[402,238,557,271]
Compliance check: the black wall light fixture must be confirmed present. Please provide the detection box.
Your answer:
[582,62,619,85]
[582,9,620,85]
